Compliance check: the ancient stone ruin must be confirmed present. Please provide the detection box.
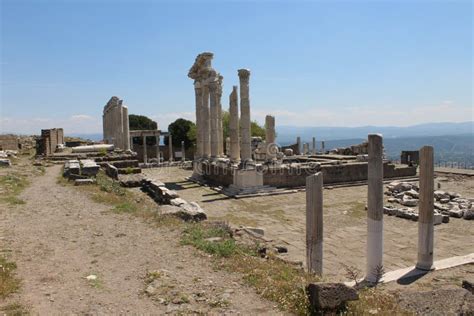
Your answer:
[103,96,130,151]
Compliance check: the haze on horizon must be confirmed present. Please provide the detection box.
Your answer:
[1,0,472,135]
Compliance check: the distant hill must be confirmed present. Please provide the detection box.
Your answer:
[317,134,474,167]
[276,121,473,144]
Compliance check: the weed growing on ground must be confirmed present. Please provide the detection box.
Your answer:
[0,256,20,299]
[346,287,412,315]
[0,173,29,205]
[181,222,320,315]
[0,302,28,316]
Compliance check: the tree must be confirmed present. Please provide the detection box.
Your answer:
[128,114,158,145]
[166,118,196,149]
[221,111,266,140]
[129,114,157,131]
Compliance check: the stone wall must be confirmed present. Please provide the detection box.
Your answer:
[0,135,19,151]
[36,128,64,156]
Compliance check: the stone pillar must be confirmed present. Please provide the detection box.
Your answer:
[130,136,134,151]
[312,137,316,154]
[225,137,230,156]
[265,115,276,160]
[229,86,240,163]
[217,75,224,157]
[143,135,148,163]
[306,172,323,275]
[122,105,130,151]
[297,137,301,155]
[417,146,434,271]
[181,141,186,162]
[209,81,219,159]
[238,69,252,162]
[194,81,203,158]
[303,143,309,155]
[202,85,211,158]
[156,135,160,162]
[169,134,174,162]
[321,141,325,154]
[366,134,384,282]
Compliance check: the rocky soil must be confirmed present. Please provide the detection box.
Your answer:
[0,163,282,314]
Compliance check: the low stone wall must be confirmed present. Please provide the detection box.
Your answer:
[201,161,417,188]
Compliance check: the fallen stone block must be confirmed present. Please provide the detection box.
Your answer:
[448,207,464,218]
[74,179,95,186]
[80,159,100,176]
[63,160,80,177]
[0,159,11,167]
[463,209,474,220]
[170,198,187,206]
[160,203,207,222]
[243,226,265,236]
[307,282,358,312]
[434,213,443,225]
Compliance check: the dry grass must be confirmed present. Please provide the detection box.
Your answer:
[182,222,321,315]
[345,288,413,315]
[0,256,20,299]
[0,302,28,316]
[0,173,29,205]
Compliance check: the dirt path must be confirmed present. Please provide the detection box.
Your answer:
[0,165,282,315]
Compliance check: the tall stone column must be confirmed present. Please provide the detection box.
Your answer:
[306,172,323,275]
[265,115,276,160]
[321,141,325,154]
[169,134,174,162]
[217,75,224,157]
[181,141,186,162]
[303,143,309,155]
[194,81,203,158]
[123,105,130,151]
[366,134,384,282]
[202,85,211,158]
[143,135,148,163]
[417,146,434,271]
[156,135,160,162]
[130,136,134,151]
[209,81,219,159]
[229,86,240,163]
[297,137,301,155]
[312,137,316,154]
[238,69,252,162]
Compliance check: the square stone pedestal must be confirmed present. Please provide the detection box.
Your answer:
[232,168,263,189]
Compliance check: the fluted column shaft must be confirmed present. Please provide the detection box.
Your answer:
[238,69,252,162]
[202,85,211,158]
[229,86,240,162]
[123,106,130,151]
[194,81,203,158]
[209,82,219,158]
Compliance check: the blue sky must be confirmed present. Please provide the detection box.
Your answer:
[1,0,472,134]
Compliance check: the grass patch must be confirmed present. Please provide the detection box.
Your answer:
[0,173,29,205]
[0,256,20,299]
[346,287,412,315]
[181,223,240,258]
[114,202,138,213]
[181,222,320,315]
[0,302,28,316]
[346,201,367,219]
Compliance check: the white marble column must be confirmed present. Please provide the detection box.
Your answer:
[169,134,174,162]
[156,135,160,161]
[229,86,240,163]
[123,105,130,151]
[265,115,276,160]
[209,81,219,159]
[238,69,252,162]
[181,141,186,162]
[366,134,384,282]
[194,81,203,158]
[202,85,211,158]
[417,146,434,271]
[306,172,323,275]
[143,135,148,163]
[217,75,224,157]
[297,137,301,155]
[303,143,309,155]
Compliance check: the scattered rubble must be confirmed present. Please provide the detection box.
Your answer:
[385,181,473,222]
[63,159,100,180]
